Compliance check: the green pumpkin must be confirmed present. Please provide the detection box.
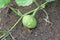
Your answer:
[22,15,37,29]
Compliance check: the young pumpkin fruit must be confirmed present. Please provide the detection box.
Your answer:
[22,15,37,29]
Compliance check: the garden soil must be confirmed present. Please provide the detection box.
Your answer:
[0,0,60,40]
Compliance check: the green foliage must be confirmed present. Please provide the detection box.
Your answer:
[0,0,10,9]
[15,0,33,6]
[0,0,55,39]
[46,0,55,2]
[22,15,37,28]
[41,4,46,9]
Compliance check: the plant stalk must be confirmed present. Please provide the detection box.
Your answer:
[32,7,39,16]
[42,9,49,20]
[8,17,22,32]
[24,1,48,16]
[33,0,50,23]
[34,0,39,7]
[8,6,22,17]
[0,16,22,39]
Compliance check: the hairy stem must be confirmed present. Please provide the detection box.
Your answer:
[0,17,22,39]
[30,0,40,16]
[32,7,39,16]
[42,9,49,20]
[8,17,22,32]
[34,0,39,7]
[34,0,49,22]
[24,1,48,16]
[9,33,16,40]
[8,6,22,17]
[42,9,51,23]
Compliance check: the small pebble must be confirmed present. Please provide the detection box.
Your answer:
[34,32,38,37]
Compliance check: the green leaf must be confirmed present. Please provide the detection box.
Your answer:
[0,0,10,9]
[46,0,55,2]
[15,0,33,6]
